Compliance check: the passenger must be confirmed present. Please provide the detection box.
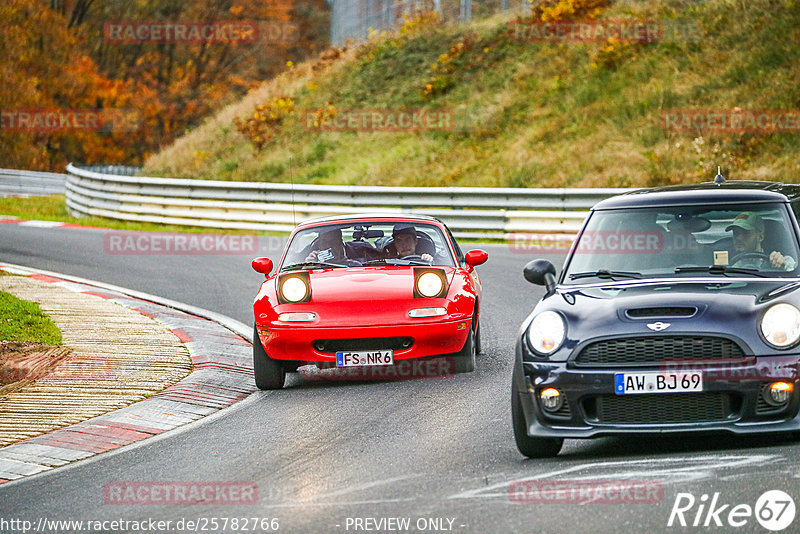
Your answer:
[304,228,348,263]
[726,212,796,270]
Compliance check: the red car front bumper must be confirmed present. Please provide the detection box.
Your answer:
[257,318,472,363]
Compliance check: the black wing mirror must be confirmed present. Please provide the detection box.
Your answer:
[523,259,557,294]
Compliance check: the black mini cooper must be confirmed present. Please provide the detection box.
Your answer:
[512,176,800,457]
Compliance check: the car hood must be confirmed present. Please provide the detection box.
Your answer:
[532,278,800,359]
[283,266,455,303]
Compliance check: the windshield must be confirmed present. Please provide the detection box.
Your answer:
[280,221,455,271]
[563,203,800,282]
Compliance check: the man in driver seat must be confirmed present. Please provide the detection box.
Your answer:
[727,212,796,270]
[386,224,434,263]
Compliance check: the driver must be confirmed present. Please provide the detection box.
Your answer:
[726,212,796,270]
[304,227,348,263]
[386,224,434,263]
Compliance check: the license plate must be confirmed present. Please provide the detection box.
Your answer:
[615,371,703,394]
[336,350,394,367]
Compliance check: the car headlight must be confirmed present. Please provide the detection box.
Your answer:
[527,311,566,355]
[761,303,800,348]
[281,276,308,303]
[417,271,444,298]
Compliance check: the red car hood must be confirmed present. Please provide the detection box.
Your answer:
[270,266,459,327]
[299,266,454,302]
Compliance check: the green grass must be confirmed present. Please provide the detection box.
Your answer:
[0,195,276,235]
[0,290,62,345]
[142,0,800,188]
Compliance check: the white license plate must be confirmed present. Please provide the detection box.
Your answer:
[615,371,703,394]
[336,350,393,367]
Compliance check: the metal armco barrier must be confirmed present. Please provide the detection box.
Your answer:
[65,164,631,239]
[0,169,68,197]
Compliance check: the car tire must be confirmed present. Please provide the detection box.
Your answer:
[453,320,476,373]
[475,318,482,355]
[511,387,563,458]
[253,325,286,390]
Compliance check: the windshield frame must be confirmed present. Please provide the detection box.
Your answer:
[278,219,458,272]
[560,200,800,285]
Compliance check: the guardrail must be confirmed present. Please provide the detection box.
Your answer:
[0,168,67,197]
[65,164,632,239]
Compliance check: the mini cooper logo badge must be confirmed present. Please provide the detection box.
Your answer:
[647,322,671,331]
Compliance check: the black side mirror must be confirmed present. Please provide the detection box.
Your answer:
[524,259,557,294]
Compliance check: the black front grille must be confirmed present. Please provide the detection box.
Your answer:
[313,337,413,354]
[584,392,739,425]
[626,307,697,318]
[573,336,746,367]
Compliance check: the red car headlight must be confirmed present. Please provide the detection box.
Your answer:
[277,272,311,304]
[414,268,448,298]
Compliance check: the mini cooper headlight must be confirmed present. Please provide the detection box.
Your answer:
[527,311,566,355]
[281,276,308,303]
[417,272,444,298]
[761,303,800,348]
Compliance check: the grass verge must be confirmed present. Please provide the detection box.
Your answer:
[0,290,62,345]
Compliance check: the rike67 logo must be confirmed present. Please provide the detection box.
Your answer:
[668,490,796,531]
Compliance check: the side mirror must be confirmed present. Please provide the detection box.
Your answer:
[524,259,557,294]
[465,249,489,270]
[252,257,273,276]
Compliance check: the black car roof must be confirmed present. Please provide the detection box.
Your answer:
[296,213,445,228]
[594,180,800,210]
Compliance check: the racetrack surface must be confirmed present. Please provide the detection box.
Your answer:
[1,225,799,533]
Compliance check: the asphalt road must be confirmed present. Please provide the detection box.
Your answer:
[1,224,799,534]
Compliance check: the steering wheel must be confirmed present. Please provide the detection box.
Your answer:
[730,251,770,266]
[400,254,431,263]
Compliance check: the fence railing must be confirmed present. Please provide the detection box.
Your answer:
[64,164,630,239]
[0,168,67,197]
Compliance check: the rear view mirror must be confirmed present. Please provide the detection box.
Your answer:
[465,249,489,270]
[252,257,273,276]
[524,259,557,294]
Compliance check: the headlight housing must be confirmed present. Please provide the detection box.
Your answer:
[527,311,566,355]
[414,268,448,298]
[278,273,310,303]
[760,303,800,348]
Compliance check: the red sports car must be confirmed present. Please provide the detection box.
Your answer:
[251,214,488,389]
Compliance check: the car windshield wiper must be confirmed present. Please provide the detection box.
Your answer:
[280,261,348,271]
[674,265,768,278]
[568,270,643,281]
[362,259,430,266]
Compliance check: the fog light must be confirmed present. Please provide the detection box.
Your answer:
[539,388,563,412]
[278,312,316,322]
[408,307,446,318]
[768,382,794,405]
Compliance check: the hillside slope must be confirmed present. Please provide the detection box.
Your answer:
[143,0,800,188]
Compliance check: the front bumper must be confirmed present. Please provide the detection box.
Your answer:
[258,318,471,362]
[512,343,800,438]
